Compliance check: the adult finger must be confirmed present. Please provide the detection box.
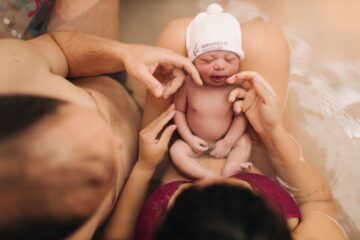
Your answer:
[160,54,203,86]
[158,124,177,146]
[145,104,175,138]
[136,66,164,97]
[163,69,185,98]
[252,77,277,104]
[227,73,245,85]
[229,88,247,102]
[227,73,253,91]
[163,76,184,99]
[233,100,243,114]
[241,89,257,112]
[237,71,276,96]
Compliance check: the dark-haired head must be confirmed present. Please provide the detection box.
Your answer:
[154,183,292,240]
[0,94,65,141]
[0,95,118,239]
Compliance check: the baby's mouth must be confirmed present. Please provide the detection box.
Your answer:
[211,75,228,82]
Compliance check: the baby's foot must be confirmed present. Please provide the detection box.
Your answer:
[222,161,252,177]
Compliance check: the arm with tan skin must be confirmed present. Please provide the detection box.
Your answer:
[0,31,201,98]
[228,72,346,240]
[103,106,177,240]
[47,0,120,40]
[210,113,247,158]
[48,31,202,97]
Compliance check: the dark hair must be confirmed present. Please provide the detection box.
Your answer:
[0,95,75,239]
[0,218,82,240]
[154,184,292,240]
[0,95,65,141]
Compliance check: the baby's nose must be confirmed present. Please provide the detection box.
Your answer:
[214,61,225,70]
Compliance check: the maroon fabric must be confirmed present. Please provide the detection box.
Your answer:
[135,173,301,240]
[232,172,301,219]
[135,180,191,240]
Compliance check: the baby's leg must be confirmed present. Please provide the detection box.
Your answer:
[222,133,252,177]
[170,139,217,179]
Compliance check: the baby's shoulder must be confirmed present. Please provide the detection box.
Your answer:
[183,75,197,88]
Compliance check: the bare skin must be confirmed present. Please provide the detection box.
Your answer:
[142,19,290,181]
[0,31,201,239]
[106,73,346,240]
[170,51,251,179]
[48,0,120,40]
[138,18,346,240]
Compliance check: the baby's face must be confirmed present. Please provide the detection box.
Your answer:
[194,51,240,87]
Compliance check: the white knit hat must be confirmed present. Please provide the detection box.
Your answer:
[186,3,245,62]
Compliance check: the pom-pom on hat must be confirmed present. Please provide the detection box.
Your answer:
[186,3,245,62]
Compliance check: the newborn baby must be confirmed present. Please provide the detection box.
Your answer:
[170,4,252,179]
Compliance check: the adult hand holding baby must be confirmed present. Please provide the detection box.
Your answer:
[122,44,203,98]
[227,71,283,138]
[138,104,177,170]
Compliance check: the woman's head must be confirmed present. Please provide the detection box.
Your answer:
[154,183,292,240]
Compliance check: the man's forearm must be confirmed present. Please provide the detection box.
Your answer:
[49,31,126,77]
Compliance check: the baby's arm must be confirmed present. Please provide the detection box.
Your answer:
[174,78,208,153]
[174,80,191,140]
[210,113,247,158]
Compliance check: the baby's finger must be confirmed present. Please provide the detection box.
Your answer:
[197,139,209,147]
[197,145,209,152]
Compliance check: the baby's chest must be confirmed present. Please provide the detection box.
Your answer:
[187,87,233,114]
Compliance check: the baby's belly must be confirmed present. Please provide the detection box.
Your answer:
[187,111,232,142]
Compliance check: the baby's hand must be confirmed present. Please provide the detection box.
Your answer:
[210,140,232,158]
[187,135,209,155]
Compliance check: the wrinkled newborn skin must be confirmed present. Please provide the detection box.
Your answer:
[170,51,252,179]
[188,51,240,141]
